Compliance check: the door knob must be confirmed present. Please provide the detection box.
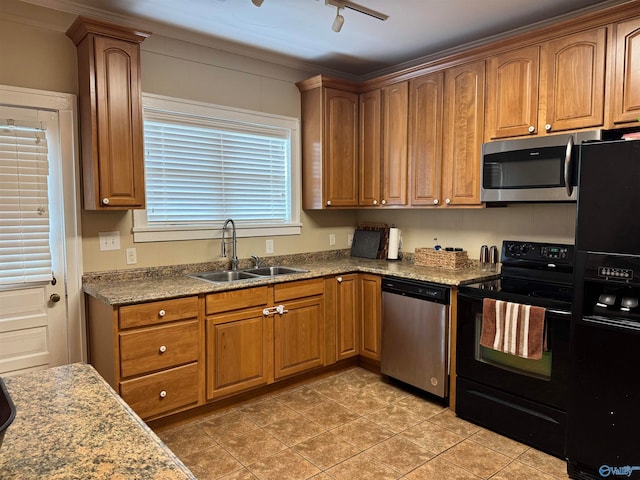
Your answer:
[49,293,61,303]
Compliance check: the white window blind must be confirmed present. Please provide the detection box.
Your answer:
[143,110,291,225]
[0,119,51,285]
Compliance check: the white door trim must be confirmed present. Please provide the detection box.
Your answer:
[0,84,85,363]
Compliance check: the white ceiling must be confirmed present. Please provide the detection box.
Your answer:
[24,0,618,79]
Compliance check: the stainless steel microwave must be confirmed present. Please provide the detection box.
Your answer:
[481,130,603,203]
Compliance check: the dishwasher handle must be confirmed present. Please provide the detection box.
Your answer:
[381,276,450,304]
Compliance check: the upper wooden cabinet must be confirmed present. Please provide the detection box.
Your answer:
[297,76,359,209]
[612,17,640,126]
[66,17,150,210]
[408,72,444,206]
[359,83,409,207]
[442,61,485,207]
[486,28,606,140]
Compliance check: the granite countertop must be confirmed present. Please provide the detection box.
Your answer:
[83,252,499,306]
[0,363,195,480]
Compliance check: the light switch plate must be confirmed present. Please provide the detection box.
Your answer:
[126,248,137,265]
[99,231,121,251]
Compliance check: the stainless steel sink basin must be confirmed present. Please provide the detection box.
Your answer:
[244,266,309,276]
[189,266,308,283]
[190,270,260,283]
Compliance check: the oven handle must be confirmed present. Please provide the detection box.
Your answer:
[458,291,572,317]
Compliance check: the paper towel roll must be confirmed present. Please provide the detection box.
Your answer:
[387,227,400,260]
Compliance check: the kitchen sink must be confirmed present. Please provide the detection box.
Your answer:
[243,266,309,276]
[189,266,309,283]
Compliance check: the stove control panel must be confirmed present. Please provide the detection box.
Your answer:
[502,241,574,265]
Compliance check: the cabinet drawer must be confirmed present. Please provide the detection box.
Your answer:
[206,286,269,315]
[119,296,198,329]
[274,278,324,303]
[119,320,199,378]
[120,363,199,419]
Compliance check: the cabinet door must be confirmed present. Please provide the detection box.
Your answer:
[92,35,146,209]
[359,274,381,361]
[485,45,540,140]
[542,28,606,133]
[408,72,444,206]
[613,18,640,125]
[336,274,359,360]
[206,309,270,400]
[359,90,382,206]
[442,61,485,207]
[274,295,324,379]
[324,88,359,207]
[382,82,409,206]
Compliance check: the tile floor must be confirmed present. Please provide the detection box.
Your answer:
[157,367,570,480]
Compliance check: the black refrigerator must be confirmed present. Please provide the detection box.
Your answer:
[567,139,640,479]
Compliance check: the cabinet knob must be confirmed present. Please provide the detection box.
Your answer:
[159,345,167,354]
[102,198,110,205]
[159,390,167,399]
[326,200,332,206]
[337,276,343,283]
[445,198,451,204]
[545,123,552,132]
[158,309,166,317]
[433,199,439,205]
[372,200,378,205]
[528,126,535,133]
[381,199,387,205]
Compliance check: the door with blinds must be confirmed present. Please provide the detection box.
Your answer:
[0,106,68,376]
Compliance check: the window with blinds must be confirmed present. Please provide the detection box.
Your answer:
[0,119,51,285]
[133,94,301,242]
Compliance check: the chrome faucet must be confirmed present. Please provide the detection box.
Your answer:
[221,219,239,270]
[251,255,260,268]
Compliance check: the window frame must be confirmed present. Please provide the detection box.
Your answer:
[133,93,301,243]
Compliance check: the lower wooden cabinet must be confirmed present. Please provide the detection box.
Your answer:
[335,274,359,360]
[359,274,382,361]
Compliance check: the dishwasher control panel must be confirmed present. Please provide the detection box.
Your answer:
[381,276,450,304]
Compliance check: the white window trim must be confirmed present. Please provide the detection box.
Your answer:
[133,93,302,243]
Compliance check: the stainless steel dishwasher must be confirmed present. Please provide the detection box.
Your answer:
[381,276,450,398]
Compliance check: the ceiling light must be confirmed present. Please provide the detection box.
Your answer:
[251,0,264,6]
[325,0,388,22]
[332,7,344,32]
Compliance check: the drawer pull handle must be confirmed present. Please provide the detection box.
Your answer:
[158,309,166,317]
[159,390,167,399]
[159,345,167,354]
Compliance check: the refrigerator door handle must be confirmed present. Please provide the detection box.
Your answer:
[564,136,574,197]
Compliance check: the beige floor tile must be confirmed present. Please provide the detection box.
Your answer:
[438,439,512,478]
[405,456,481,480]
[469,428,529,458]
[333,387,389,413]
[364,404,425,433]
[427,410,482,437]
[335,367,381,389]
[331,417,394,450]
[394,394,447,419]
[309,474,334,480]
[248,449,320,480]
[361,381,409,404]
[311,375,362,401]
[276,385,333,412]
[238,398,299,426]
[491,460,559,480]
[301,399,360,428]
[326,452,401,480]
[400,421,465,454]
[157,423,218,457]
[219,427,288,465]
[518,448,570,478]
[201,410,260,443]
[261,411,327,446]
[218,468,260,480]
[180,444,244,480]
[293,431,361,470]
[361,435,434,474]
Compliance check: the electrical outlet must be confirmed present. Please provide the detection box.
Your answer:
[265,239,274,254]
[126,248,137,265]
[347,234,354,246]
[99,231,120,251]
[329,234,336,246]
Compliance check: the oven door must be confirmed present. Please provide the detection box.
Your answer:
[456,289,571,410]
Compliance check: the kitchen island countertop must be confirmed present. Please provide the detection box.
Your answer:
[0,363,196,480]
[83,256,499,306]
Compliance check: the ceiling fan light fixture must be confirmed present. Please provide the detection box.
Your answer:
[332,7,344,32]
[251,0,264,6]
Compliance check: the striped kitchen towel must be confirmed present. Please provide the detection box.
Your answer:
[480,298,546,360]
